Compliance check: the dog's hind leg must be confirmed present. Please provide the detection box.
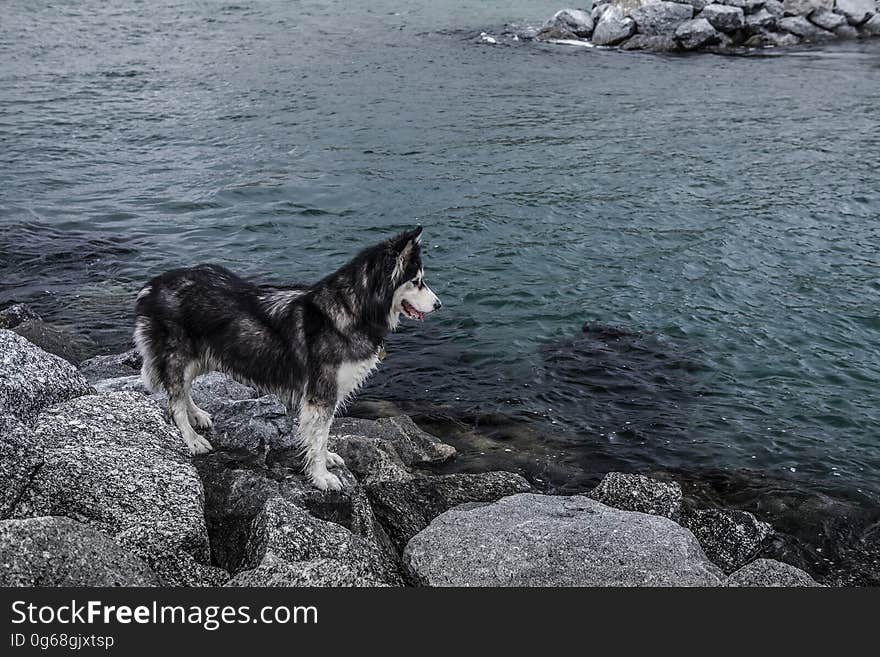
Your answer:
[183,363,213,431]
[167,361,213,455]
[297,400,341,491]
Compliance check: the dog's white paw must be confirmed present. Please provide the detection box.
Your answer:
[310,470,343,492]
[326,451,345,468]
[185,432,213,455]
[189,408,213,431]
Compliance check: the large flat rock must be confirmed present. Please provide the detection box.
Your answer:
[0,516,158,586]
[404,494,724,586]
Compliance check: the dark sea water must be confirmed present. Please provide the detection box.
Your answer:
[2,1,880,582]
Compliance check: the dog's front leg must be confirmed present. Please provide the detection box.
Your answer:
[297,399,342,491]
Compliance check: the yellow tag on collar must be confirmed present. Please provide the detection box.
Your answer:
[378,346,387,362]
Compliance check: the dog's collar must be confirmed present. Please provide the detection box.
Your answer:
[378,343,387,362]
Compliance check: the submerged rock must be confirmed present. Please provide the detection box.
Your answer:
[404,494,723,586]
[725,558,821,586]
[237,497,402,586]
[366,471,532,553]
[0,330,93,425]
[0,304,40,329]
[675,17,722,48]
[683,508,773,572]
[11,320,94,365]
[744,29,801,45]
[589,472,683,519]
[0,516,159,586]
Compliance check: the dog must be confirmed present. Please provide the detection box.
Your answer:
[133,227,441,490]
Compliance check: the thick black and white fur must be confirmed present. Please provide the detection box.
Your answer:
[133,227,440,490]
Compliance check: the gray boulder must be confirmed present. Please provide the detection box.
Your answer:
[764,0,786,16]
[0,516,159,586]
[835,0,875,24]
[330,415,455,478]
[78,349,142,383]
[808,8,846,28]
[620,33,681,49]
[536,25,577,40]
[682,508,772,572]
[675,16,724,47]
[631,1,694,34]
[239,497,402,586]
[404,494,723,586]
[546,8,596,37]
[592,6,637,44]
[0,330,93,425]
[782,0,833,14]
[726,559,822,586]
[0,304,40,329]
[588,472,683,519]
[744,8,779,30]
[700,4,746,30]
[8,391,212,586]
[366,471,532,553]
[779,14,834,35]
[859,13,880,33]
[678,0,716,12]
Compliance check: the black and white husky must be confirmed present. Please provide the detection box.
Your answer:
[133,227,441,490]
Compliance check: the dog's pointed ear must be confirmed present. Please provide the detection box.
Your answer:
[390,226,423,283]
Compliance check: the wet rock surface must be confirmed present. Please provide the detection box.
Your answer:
[588,472,683,519]
[682,507,773,572]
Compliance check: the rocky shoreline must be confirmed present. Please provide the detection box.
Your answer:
[0,303,822,586]
[527,1,880,54]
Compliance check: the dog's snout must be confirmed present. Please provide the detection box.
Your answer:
[433,300,442,310]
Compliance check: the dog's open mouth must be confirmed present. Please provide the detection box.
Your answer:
[401,300,426,321]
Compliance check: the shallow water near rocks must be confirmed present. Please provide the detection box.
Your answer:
[2,1,880,583]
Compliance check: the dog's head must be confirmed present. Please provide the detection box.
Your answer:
[386,226,441,327]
